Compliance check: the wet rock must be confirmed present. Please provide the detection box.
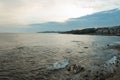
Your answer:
[17,47,24,50]
[84,47,88,48]
[107,44,109,46]
[67,64,85,74]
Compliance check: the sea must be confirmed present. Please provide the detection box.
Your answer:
[0,33,120,80]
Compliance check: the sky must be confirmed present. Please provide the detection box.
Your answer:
[0,0,120,32]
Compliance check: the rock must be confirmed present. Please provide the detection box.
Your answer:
[17,46,24,49]
[67,64,85,74]
[107,44,109,46]
[84,47,88,49]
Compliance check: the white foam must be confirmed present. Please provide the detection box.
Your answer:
[109,42,120,47]
[106,56,117,65]
[48,58,69,70]
[104,56,118,73]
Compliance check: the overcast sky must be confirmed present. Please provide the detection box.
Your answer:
[0,0,120,32]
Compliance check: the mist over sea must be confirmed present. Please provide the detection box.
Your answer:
[0,33,120,80]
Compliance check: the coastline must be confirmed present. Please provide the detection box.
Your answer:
[60,25,120,36]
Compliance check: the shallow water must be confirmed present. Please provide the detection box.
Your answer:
[0,33,120,80]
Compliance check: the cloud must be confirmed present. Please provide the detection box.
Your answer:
[0,0,120,27]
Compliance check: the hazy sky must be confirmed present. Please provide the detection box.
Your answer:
[0,0,120,32]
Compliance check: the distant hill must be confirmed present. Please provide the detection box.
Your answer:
[61,25,120,36]
[38,31,62,33]
[30,8,120,32]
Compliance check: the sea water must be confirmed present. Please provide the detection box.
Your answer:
[0,33,120,80]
